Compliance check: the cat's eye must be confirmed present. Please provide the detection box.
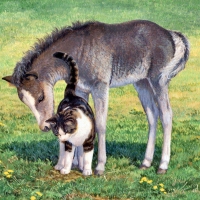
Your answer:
[38,93,44,103]
[51,122,56,128]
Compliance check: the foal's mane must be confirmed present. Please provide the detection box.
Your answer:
[12,21,96,86]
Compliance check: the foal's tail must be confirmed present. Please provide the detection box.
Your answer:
[160,31,190,83]
[53,52,78,97]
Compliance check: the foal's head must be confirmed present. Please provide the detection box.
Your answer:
[2,24,76,132]
[3,72,54,132]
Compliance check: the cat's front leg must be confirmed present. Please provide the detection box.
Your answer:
[83,149,94,176]
[60,145,75,174]
[55,141,65,170]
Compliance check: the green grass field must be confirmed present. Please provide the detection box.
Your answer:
[0,0,200,199]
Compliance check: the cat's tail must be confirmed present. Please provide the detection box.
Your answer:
[53,52,79,97]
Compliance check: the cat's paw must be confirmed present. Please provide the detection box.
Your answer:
[60,168,71,175]
[82,169,92,176]
[54,164,64,171]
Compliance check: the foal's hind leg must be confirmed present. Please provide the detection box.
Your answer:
[134,79,159,169]
[151,81,172,174]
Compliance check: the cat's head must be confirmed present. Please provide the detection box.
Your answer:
[45,111,77,137]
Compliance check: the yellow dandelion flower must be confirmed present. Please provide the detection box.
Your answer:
[153,185,158,190]
[147,180,153,184]
[159,183,164,187]
[4,171,9,175]
[7,170,14,173]
[141,177,148,182]
[164,192,167,194]
[30,196,36,200]
[139,180,143,183]
[160,188,165,192]
[0,122,5,127]
[0,160,2,164]
[36,191,43,196]
[6,174,12,178]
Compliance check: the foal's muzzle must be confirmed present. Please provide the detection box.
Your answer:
[43,126,51,132]
[54,132,59,136]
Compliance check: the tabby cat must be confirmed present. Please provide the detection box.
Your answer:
[46,52,95,176]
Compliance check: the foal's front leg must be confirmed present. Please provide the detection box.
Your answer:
[92,84,109,175]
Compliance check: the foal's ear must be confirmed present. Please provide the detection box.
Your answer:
[2,76,13,83]
[25,71,38,80]
[2,76,15,87]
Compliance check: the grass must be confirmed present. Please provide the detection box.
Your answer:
[0,0,200,199]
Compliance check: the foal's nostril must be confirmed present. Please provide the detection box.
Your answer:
[43,126,50,132]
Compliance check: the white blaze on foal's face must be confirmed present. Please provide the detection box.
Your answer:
[21,89,40,123]
[18,83,54,132]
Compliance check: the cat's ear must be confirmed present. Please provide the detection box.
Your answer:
[45,116,57,125]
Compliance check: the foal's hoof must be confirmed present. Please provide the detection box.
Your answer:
[139,164,150,170]
[157,168,167,174]
[94,169,104,176]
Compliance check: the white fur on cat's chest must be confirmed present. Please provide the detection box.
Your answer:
[58,108,92,146]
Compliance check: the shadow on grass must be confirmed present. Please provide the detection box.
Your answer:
[1,139,162,168]
[1,139,59,164]
[105,141,161,168]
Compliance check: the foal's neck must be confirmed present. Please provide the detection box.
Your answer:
[41,65,69,86]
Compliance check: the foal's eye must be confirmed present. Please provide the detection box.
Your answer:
[38,93,44,103]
